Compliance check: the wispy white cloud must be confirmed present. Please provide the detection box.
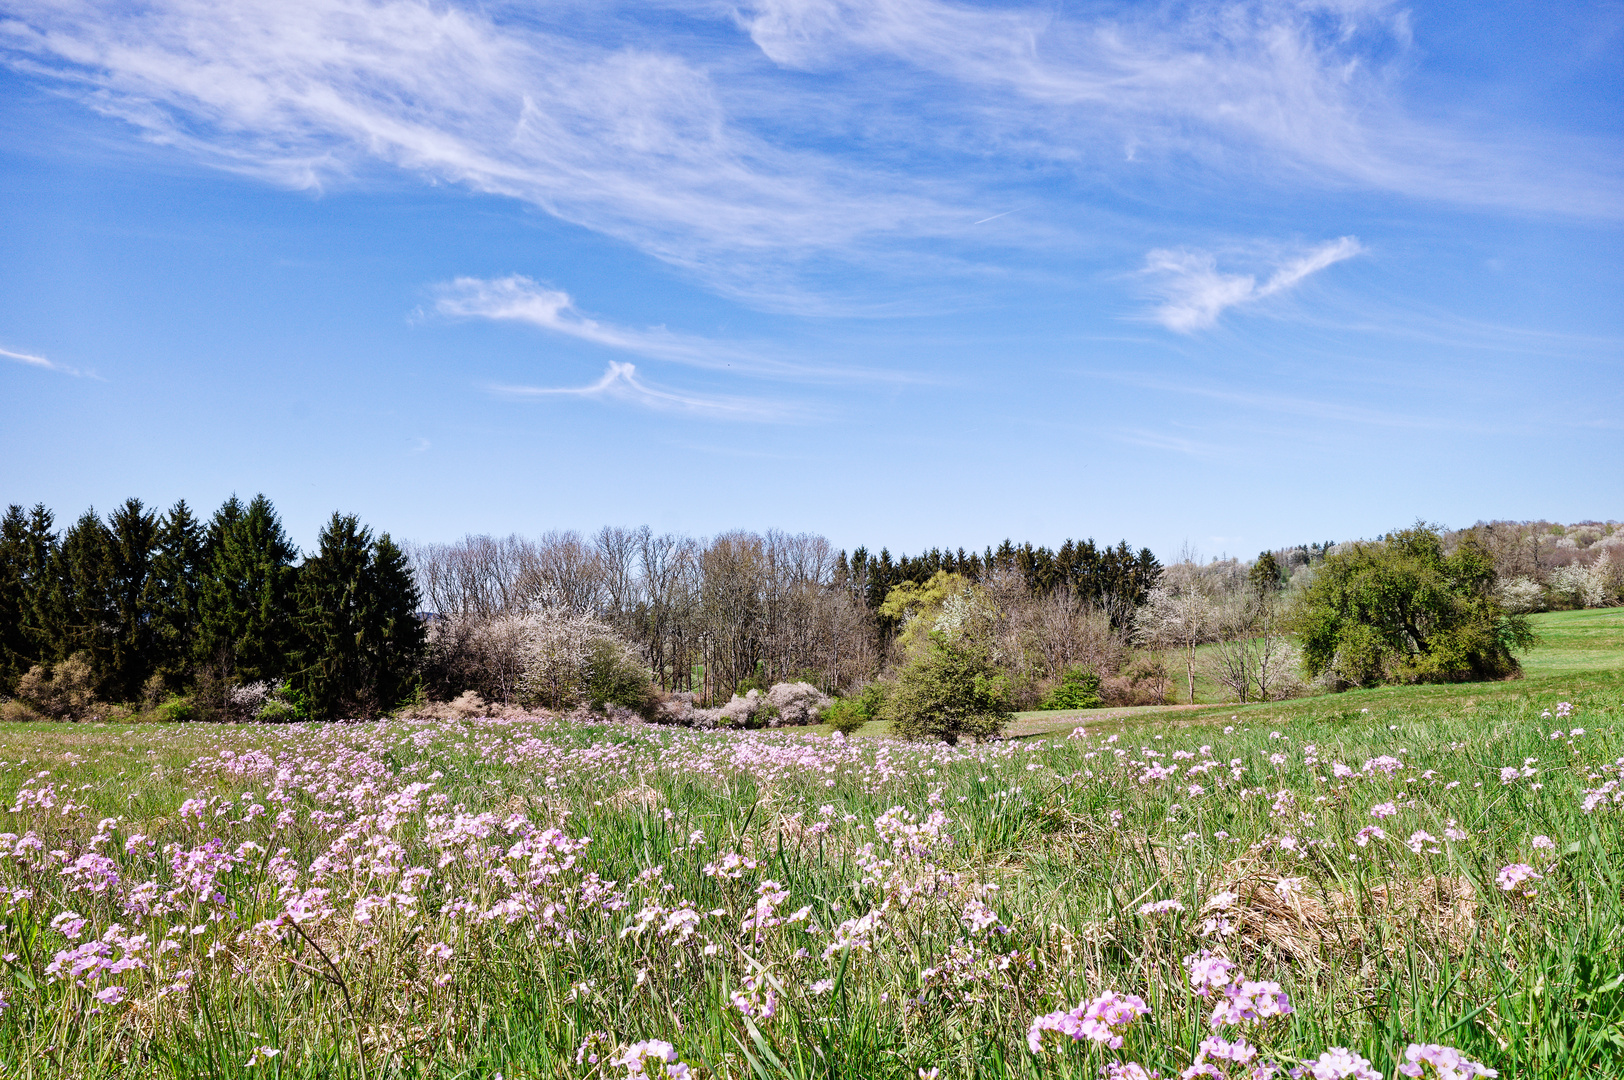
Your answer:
[1,0,1616,319]
[737,0,1622,218]
[0,344,92,376]
[1111,427,1222,457]
[1142,236,1363,332]
[490,361,794,422]
[430,274,922,384]
[433,275,760,372]
[0,0,954,307]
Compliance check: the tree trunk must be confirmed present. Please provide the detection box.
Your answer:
[1186,641,1196,705]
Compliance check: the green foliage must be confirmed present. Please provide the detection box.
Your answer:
[823,697,868,735]
[585,637,659,719]
[155,693,198,724]
[734,659,771,696]
[195,495,299,684]
[1298,523,1535,688]
[878,571,974,659]
[293,515,426,721]
[884,631,1012,744]
[145,500,205,687]
[0,504,55,696]
[1040,665,1102,710]
[47,509,116,693]
[1250,549,1283,594]
[256,684,308,723]
[102,498,162,702]
[826,681,888,734]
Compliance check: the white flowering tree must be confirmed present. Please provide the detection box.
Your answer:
[1135,586,1216,705]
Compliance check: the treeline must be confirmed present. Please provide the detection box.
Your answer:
[0,497,423,720]
[1447,520,1623,611]
[408,529,1162,708]
[844,538,1162,625]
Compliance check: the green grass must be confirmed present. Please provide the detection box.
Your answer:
[0,614,1620,1078]
[1007,607,1624,738]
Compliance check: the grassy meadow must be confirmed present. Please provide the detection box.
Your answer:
[0,610,1621,1078]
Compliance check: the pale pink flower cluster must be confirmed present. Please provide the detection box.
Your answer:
[1301,1047,1380,1079]
[1181,950,1294,1030]
[1026,989,1150,1053]
[1494,863,1541,892]
[1184,950,1238,997]
[1396,1043,1498,1078]
[613,1039,693,1080]
[1139,899,1185,917]
[1181,1034,1263,1078]
[1207,979,1293,1029]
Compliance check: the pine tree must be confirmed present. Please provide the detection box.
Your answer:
[195,494,298,683]
[0,506,42,694]
[146,500,205,690]
[102,498,160,701]
[12,505,59,681]
[364,532,426,712]
[294,513,425,720]
[50,509,115,689]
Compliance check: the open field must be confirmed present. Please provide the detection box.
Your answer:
[0,612,1620,1078]
[1003,607,1624,738]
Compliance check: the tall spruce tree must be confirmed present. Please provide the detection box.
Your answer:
[0,506,50,694]
[48,509,116,690]
[102,498,160,701]
[195,494,298,683]
[145,500,205,690]
[294,513,425,720]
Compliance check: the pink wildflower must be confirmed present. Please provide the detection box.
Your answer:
[1304,1047,1380,1079]
[1209,980,1293,1028]
[1140,899,1185,916]
[1495,864,1541,892]
[1184,950,1238,997]
[1026,990,1149,1053]
[1396,1043,1498,1078]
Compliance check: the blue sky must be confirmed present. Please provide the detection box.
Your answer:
[1,0,1620,560]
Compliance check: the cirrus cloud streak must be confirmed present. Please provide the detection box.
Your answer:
[1143,236,1364,332]
[489,361,798,423]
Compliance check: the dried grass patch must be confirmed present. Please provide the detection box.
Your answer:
[1206,862,1479,971]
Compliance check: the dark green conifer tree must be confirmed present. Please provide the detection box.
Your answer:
[101,498,160,701]
[0,505,52,694]
[294,513,425,720]
[195,494,298,683]
[145,500,205,690]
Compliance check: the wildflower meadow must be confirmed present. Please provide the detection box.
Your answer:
[0,667,1621,1080]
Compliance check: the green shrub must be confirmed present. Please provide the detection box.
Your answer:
[586,638,659,720]
[734,660,771,697]
[884,633,1012,745]
[1041,666,1102,710]
[157,694,198,723]
[825,682,887,735]
[1298,524,1535,687]
[824,698,868,735]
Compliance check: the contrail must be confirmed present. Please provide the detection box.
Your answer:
[0,346,53,368]
[972,205,1030,226]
